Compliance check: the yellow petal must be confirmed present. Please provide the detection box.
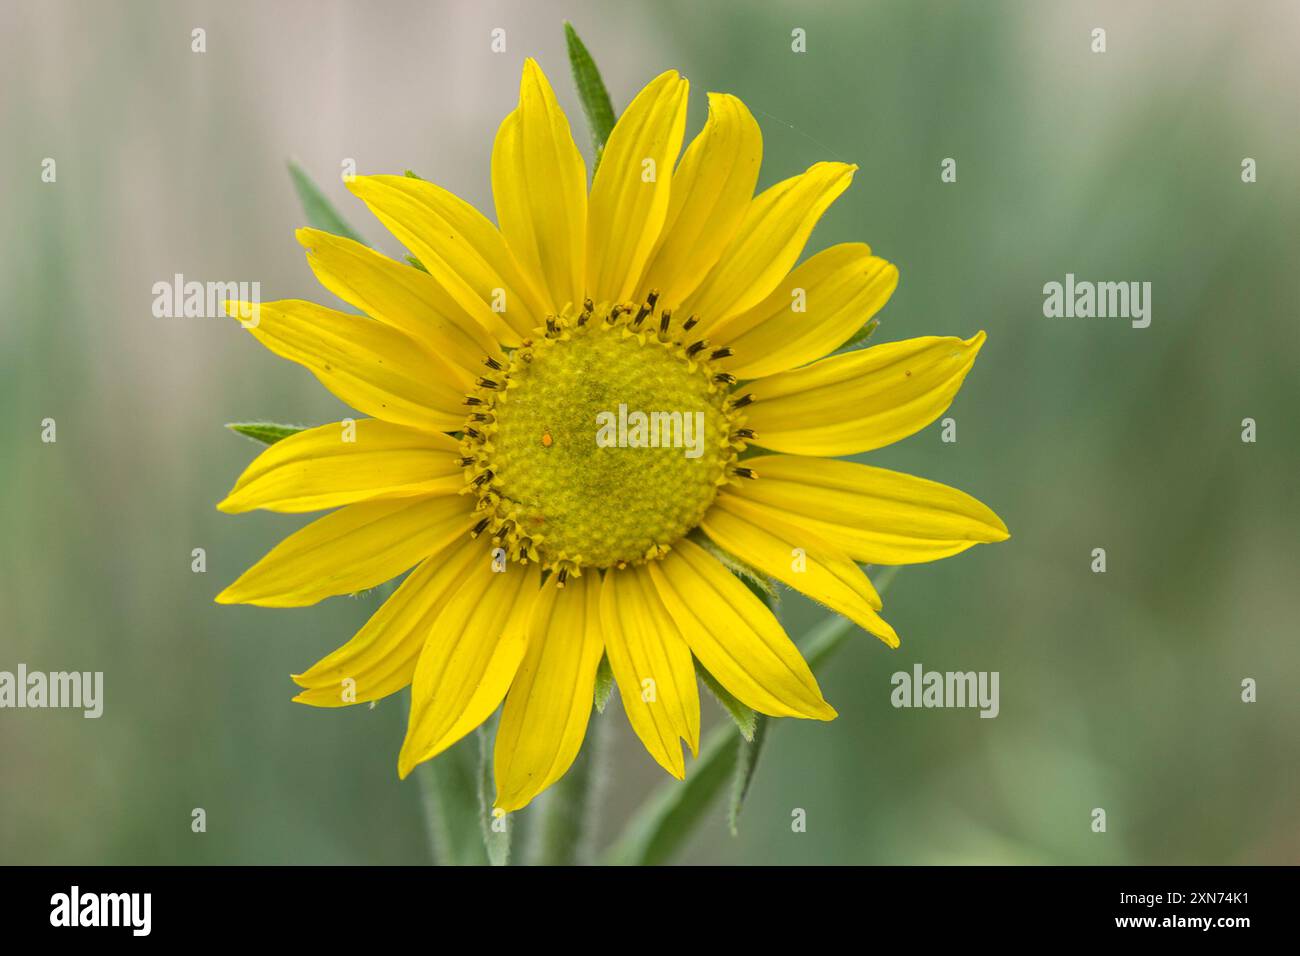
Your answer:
[398,560,542,777]
[647,539,835,720]
[726,454,1010,565]
[745,332,986,456]
[586,70,689,305]
[492,59,587,313]
[710,243,898,379]
[702,494,899,648]
[346,174,545,344]
[494,573,604,812]
[291,534,486,707]
[599,565,701,777]
[637,92,762,306]
[224,298,467,432]
[215,495,475,608]
[218,419,463,514]
[297,227,504,380]
[683,162,855,330]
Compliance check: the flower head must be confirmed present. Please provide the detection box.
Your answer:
[217,59,1008,811]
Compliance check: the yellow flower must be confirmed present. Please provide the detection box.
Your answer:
[216,59,1009,812]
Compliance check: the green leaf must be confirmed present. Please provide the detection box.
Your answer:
[729,716,769,836]
[563,22,618,171]
[696,658,756,742]
[224,422,305,445]
[836,316,881,353]
[604,722,739,866]
[724,579,777,834]
[287,159,365,244]
[593,653,615,714]
[413,734,487,866]
[610,566,903,863]
[477,721,511,866]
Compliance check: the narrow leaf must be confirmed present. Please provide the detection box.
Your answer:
[728,717,769,836]
[695,659,756,742]
[725,580,776,834]
[836,316,881,353]
[287,159,365,244]
[225,422,306,445]
[563,22,618,170]
[477,721,511,866]
[610,567,903,863]
[604,723,738,866]
[593,653,615,714]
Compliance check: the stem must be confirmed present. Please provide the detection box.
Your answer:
[412,732,487,866]
[530,711,608,865]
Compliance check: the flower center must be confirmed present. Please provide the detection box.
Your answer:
[460,296,752,577]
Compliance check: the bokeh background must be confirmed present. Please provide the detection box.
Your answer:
[2,0,1297,865]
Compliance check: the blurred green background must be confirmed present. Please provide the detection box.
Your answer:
[2,0,1297,865]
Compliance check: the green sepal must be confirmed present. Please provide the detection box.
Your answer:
[695,658,756,742]
[836,316,881,353]
[287,159,365,244]
[563,22,618,172]
[224,422,306,445]
[728,716,769,836]
[593,653,615,714]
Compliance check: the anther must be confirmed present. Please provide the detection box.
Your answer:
[710,347,734,360]
[682,314,699,332]
[659,309,673,336]
[577,298,594,326]
[470,412,492,423]
[458,456,476,467]
[470,517,491,538]
[713,372,737,386]
[729,393,755,410]
[476,378,500,390]
[556,568,569,588]
[472,470,494,488]
[483,356,503,371]
[686,340,709,358]
[606,304,628,325]
[732,428,756,441]
[464,396,486,407]
[732,467,758,480]
[545,316,560,336]
[465,427,484,440]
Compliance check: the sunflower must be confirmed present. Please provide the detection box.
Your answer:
[216,59,1008,812]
